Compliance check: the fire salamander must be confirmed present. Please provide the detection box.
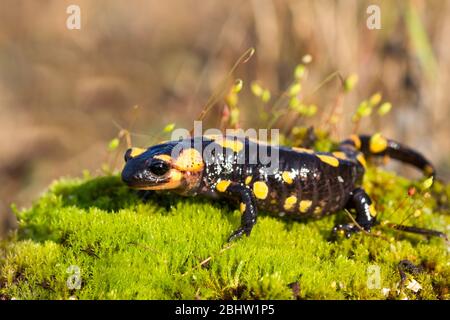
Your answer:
[121,134,441,241]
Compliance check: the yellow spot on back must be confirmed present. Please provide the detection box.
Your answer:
[283,195,297,210]
[174,148,204,172]
[332,152,347,160]
[240,202,246,213]
[282,171,294,184]
[369,204,377,217]
[130,148,146,158]
[247,136,269,145]
[356,153,367,168]
[299,200,312,213]
[245,176,253,185]
[216,180,231,192]
[370,133,388,153]
[216,138,244,152]
[314,206,322,214]
[424,164,434,176]
[317,155,339,167]
[292,147,314,154]
[350,134,361,149]
[253,181,269,200]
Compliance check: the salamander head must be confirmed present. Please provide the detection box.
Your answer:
[121,141,204,193]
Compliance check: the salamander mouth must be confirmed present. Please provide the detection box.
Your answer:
[122,167,182,191]
[121,171,168,187]
[122,175,170,189]
[128,183,170,190]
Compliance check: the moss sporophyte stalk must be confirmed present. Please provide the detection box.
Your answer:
[0,163,448,299]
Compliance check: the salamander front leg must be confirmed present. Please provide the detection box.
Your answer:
[219,182,258,242]
[333,188,376,238]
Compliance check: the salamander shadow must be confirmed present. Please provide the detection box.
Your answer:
[276,212,349,241]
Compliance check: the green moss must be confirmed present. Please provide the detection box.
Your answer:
[0,169,449,300]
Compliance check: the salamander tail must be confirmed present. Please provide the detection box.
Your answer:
[340,134,435,178]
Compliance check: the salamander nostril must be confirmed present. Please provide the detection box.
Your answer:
[121,168,132,184]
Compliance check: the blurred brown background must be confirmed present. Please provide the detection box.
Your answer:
[1,0,449,237]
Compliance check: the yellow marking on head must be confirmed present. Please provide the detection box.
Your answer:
[253,181,269,200]
[332,152,347,160]
[317,155,339,167]
[356,153,367,169]
[283,195,297,211]
[245,176,253,185]
[350,134,361,150]
[240,202,246,213]
[314,206,322,214]
[369,204,377,217]
[216,180,231,192]
[282,171,294,184]
[369,133,388,153]
[174,148,204,172]
[299,200,312,213]
[292,147,314,154]
[215,138,244,153]
[167,170,183,189]
[130,148,146,158]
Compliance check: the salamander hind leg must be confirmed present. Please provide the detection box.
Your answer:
[333,188,377,238]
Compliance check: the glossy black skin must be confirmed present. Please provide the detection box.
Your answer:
[122,134,436,241]
[203,141,362,215]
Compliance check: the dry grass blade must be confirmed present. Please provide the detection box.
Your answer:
[192,48,255,135]
[181,243,235,277]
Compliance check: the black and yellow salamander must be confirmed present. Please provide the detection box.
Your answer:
[121,134,442,241]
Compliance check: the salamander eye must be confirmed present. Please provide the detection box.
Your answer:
[148,160,170,176]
